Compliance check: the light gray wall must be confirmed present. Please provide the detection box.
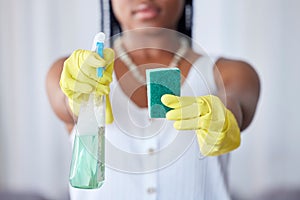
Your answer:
[0,0,299,199]
[194,0,300,198]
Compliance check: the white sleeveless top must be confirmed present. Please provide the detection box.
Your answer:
[69,56,231,200]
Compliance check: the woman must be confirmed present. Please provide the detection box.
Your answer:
[46,0,260,199]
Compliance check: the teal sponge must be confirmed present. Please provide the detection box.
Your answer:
[146,68,181,118]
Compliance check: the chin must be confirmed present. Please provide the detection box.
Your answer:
[126,25,176,36]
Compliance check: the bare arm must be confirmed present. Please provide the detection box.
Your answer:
[215,58,260,131]
[46,57,75,133]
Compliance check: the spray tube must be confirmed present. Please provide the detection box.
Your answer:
[69,32,106,189]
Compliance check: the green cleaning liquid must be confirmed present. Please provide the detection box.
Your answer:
[69,127,105,189]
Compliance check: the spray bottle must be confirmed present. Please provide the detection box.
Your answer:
[69,32,106,189]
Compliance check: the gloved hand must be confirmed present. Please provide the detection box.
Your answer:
[60,49,115,124]
[161,94,240,156]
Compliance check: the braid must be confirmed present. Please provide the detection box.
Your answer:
[177,0,193,38]
[109,0,121,38]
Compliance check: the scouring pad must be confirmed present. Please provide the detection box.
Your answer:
[146,68,181,118]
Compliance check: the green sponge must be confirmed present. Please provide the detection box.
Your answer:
[146,68,181,118]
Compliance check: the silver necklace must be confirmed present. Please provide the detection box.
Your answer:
[114,36,189,84]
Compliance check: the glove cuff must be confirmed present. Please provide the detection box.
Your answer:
[219,109,241,153]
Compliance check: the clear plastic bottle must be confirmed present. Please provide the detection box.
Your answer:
[69,33,106,189]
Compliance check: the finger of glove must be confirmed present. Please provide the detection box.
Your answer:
[103,48,115,73]
[60,75,94,101]
[161,94,198,109]
[64,76,94,94]
[84,51,106,69]
[95,84,110,96]
[173,115,218,130]
[173,117,201,130]
[98,69,113,85]
[81,50,115,85]
[73,70,101,90]
[196,113,226,132]
[67,49,100,78]
[80,52,107,82]
[200,95,226,118]
[63,54,100,89]
[98,48,115,85]
[166,103,201,120]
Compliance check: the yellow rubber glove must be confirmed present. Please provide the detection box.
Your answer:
[161,94,240,156]
[60,49,115,124]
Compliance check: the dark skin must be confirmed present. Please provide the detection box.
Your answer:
[46,0,260,134]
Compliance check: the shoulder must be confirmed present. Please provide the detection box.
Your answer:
[214,57,260,93]
[214,57,260,129]
[47,56,69,79]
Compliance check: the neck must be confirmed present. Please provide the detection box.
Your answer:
[120,29,182,57]
[114,33,190,84]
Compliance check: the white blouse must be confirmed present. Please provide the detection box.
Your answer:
[69,56,231,200]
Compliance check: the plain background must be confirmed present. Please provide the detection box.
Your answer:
[1,0,300,199]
